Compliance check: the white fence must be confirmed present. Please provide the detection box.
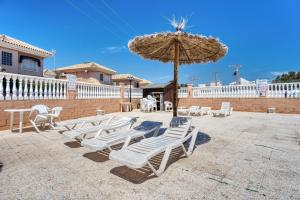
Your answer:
[76,82,121,99]
[0,72,67,100]
[2,71,299,101]
[178,87,188,98]
[124,87,143,98]
[267,82,300,98]
[191,82,300,98]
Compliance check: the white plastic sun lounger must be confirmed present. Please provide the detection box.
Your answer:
[212,102,233,117]
[63,116,136,140]
[59,115,113,132]
[81,121,162,152]
[188,106,201,116]
[109,117,199,176]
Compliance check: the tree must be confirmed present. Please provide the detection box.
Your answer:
[272,71,300,83]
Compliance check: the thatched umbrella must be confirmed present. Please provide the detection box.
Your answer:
[128,19,228,116]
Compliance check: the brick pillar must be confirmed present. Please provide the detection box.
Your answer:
[119,83,125,99]
[187,84,193,98]
[67,90,76,99]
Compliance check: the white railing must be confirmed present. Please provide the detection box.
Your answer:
[124,87,143,98]
[192,83,300,98]
[192,85,258,98]
[0,72,67,100]
[178,87,188,98]
[76,82,121,99]
[267,82,300,98]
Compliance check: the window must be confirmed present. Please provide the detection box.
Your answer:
[100,73,104,81]
[21,58,38,72]
[2,52,12,66]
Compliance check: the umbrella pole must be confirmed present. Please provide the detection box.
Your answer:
[173,41,179,117]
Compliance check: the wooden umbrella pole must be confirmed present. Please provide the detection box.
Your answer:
[173,40,179,117]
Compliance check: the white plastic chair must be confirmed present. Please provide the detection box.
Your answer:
[29,105,51,133]
[140,98,153,112]
[49,107,63,126]
[147,95,157,111]
[164,101,173,112]
[188,106,202,116]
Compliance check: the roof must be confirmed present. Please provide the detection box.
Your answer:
[43,69,57,77]
[140,79,152,84]
[0,34,53,58]
[112,74,143,82]
[143,83,171,89]
[55,62,117,75]
[77,77,101,85]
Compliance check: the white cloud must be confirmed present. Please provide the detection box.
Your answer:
[100,45,127,54]
[270,71,288,76]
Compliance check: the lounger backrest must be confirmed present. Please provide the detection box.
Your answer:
[31,105,49,114]
[109,117,135,129]
[165,117,192,139]
[221,102,230,111]
[51,107,63,117]
[189,106,200,111]
[134,121,162,131]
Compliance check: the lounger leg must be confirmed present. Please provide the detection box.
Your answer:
[122,136,133,149]
[30,120,40,133]
[187,130,198,156]
[153,126,160,137]
[181,144,188,157]
[147,147,172,176]
[77,121,86,129]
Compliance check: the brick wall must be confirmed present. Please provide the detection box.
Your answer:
[179,98,300,114]
[0,98,140,131]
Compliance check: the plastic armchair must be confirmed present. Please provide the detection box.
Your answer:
[49,107,63,127]
[29,105,51,133]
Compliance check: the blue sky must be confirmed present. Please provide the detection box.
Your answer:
[1,0,300,84]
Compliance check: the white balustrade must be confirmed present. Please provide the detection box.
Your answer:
[124,87,143,98]
[192,84,259,98]
[2,71,298,101]
[76,82,121,99]
[267,82,300,98]
[191,83,300,98]
[178,87,188,98]
[0,72,67,101]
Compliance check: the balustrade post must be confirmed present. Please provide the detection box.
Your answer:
[38,81,43,99]
[23,78,28,100]
[0,74,3,100]
[18,77,23,100]
[29,78,34,99]
[119,83,125,99]
[34,79,38,99]
[5,75,11,100]
[11,76,17,100]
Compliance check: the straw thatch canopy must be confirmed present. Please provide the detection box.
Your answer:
[128,31,228,65]
[128,19,228,117]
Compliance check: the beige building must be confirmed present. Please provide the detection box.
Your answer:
[55,62,116,85]
[0,34,53,76]
[112,74,145,88]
